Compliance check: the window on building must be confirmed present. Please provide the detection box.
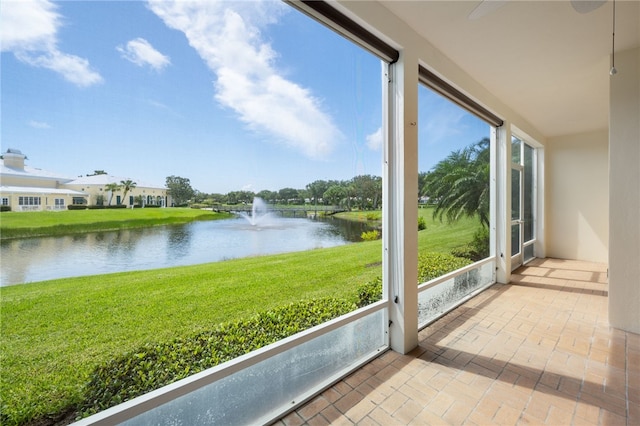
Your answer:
[1,198,9,206]
[55,199,65,207]
[18,196,41,206]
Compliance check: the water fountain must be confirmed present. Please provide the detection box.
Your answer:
[240,197,274,226]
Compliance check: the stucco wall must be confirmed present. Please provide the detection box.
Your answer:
[545,130,609,263]
[0,176,61,188]
[609,47,640,334]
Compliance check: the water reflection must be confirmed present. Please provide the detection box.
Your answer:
[167,225,193,260]
[0,217,371,286]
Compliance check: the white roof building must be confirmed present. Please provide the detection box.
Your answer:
[0,149,169,211]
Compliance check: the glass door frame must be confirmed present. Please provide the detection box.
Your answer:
[511,134,537,271]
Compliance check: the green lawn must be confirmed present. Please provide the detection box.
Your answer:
[336,207,479,254]
[0,206,481,425]
[0,208,231,240]
[417,207,479,254]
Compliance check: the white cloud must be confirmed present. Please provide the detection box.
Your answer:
[117,38,170,71]
[366,127,383,151]
[148,0,342,159]
[0,0,103,87]
[28,120,51,129]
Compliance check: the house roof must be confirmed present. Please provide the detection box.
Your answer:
[0,159,74,182]
[370,0,640,139]
[66,174,165,190]
[0,186,87,196]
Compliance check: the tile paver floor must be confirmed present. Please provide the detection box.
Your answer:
[274,259,639,425]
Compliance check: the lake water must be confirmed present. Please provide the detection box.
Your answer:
[0,216,371,286]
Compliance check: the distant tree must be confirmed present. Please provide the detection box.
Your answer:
[278,188,301,204]
[351,175,382,210]
[87,170,107,176]
[423,138,490,227]
[104,182,121,206]
[418,171,431,201]
[323,185,347,206]
[256,190,277,204]
[120,180,137,206]
[191,190,207,204]
[306,180,330,205]
[237,191,255,204]
[208,193,227,204]
[226,190,254,205]
[166,175,195,206]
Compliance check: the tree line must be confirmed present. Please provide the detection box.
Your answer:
[166,175,382,210]
[167,137,490,223]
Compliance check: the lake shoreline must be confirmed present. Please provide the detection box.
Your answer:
[0,215,371,286]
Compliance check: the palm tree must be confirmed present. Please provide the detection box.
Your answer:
[423,138,490,228]
[104,182,121,206]
[120,180,137,206]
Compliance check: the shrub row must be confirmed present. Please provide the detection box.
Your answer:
[79,298,356,417]
[355,252,473,308]
[451,227,490,261]
[417,252,472,283]
[70,205,128,210]
[77,252,473,419]
[360,229,380,241]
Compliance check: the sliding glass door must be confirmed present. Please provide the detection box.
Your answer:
[511,135,536,270]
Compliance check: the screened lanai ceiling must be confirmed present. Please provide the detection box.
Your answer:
[377,0,640,139]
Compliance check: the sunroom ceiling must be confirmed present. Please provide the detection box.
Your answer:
[378,0,640,139]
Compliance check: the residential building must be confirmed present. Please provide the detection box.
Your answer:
[64,174,168,208]
[0,148,86,211]
[0,149,169,210]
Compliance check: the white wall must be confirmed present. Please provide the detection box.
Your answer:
[609,47,640,334]
[546,130,609,263]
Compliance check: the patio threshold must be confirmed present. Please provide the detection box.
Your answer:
[275,258,639,425]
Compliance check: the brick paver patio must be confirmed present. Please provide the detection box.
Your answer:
[274,259,639,425]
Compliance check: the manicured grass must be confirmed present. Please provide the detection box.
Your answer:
[417,207,479,254]
[0,206,482,425]
[0,208,231,240]
[336,207,479,254]
[0,242,382,425]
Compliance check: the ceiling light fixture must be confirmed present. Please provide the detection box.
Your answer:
[610,0,617,75]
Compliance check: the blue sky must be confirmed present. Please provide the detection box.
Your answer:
[1,0,489,194]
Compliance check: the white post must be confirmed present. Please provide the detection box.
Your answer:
[383,53,419,354]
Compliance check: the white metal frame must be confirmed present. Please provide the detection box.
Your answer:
[510,132,540,270]
[74,301,389,425]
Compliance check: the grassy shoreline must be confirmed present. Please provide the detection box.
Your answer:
[1,242,383,425]
[0,207,479,425]
[0,208,233,240]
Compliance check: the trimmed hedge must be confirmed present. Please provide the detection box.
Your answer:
[417,252,472,283]
[357,276,382,307]
[355,252,473,308]
[79,298,356,417]
[360,229,380,241]
[67,205,87,210]
[73,253,472,419]
[451,227,490,261]
[0,205,11,212]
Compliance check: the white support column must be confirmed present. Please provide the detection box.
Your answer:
[495,124,512,283]
[383,53,419,354]
[609,47,640,334]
